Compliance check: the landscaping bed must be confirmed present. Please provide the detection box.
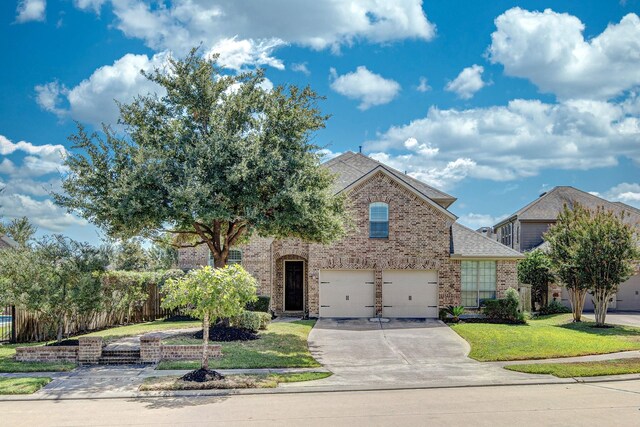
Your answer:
[193,325,259,341]
[505,358,640,378]
[140,372,331,391]
[450,314,640,361]
[157,320,319,370]
[0,377,52,394]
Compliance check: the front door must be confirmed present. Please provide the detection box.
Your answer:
[285,261,304,311]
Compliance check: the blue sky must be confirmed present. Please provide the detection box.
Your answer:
[1,0,639,244]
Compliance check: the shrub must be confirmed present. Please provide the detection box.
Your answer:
[246,295,270,313]
[482,288,525,323]
[538,300,571,315]
[438,308,448,321]
[256,312,271,330]
[230,310,262,332]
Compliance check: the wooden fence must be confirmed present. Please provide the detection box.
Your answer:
[12,284,179,343]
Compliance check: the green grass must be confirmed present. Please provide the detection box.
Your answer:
[157,320,319,370]
[0,377,52,394]
[82,319,201,342]
[139,371,331,391]
[450,314,640,361]
[505,358,640,378]
[0,344,76,373]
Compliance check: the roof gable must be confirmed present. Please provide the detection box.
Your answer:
[339,165,458,222]
[496,186,640,227]
[324,152,456,208]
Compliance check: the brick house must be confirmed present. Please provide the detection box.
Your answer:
[179,152,523,318]
[493,186,640,311]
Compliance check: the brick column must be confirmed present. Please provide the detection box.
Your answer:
[78,337,103,364]
[140,334,162,363]
[375,269,383,317]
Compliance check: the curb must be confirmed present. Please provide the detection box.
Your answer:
[2,374,640,402]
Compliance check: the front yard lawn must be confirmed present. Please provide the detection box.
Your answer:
[82,319,201,342]
[157,320,319,370]
[0,344,75,373]
[505,358,640,378]
[0,377,51,394]
[140,372,330,391]
[451,314,640,361]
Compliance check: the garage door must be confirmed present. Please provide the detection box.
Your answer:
[382,270,438,318]
[319,270,375,318]
[616,274,640,311]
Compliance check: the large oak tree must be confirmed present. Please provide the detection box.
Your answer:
[55,49,347,265]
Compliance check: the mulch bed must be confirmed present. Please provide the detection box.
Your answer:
[181,368,225,382]
[193,325,259,342]
[46,339,80,346]
[448,318,526,325]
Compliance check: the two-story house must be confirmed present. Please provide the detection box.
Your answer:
[493,186,640,311]
[179,152,523,318]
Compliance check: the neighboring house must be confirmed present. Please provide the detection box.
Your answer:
[179,152,523,318]
[493,186,640,311]
[0,234,18,249]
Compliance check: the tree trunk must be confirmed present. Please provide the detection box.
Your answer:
[568,287,587,322]
[56,317,64,343]
[593,288,611,327]
[201,312,210,370]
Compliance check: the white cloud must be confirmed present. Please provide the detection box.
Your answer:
[16,0,46,23]
[75,0,435,70]
[364,97,640,188]
[205,37,286,71]
[0,194,86,232]
[445,64,486,99]
[601,183,640,208]
[292,63,310,76]
[489,8,640,100]
[330,66,401,110]
[457,212,507,230]
[416,76,431,92]
[36,53,167,127]
[0,135,83,233]
[318,149,342,162]
[73,0,106,13]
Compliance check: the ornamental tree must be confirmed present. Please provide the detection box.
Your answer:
[517,249,554,310]
[545,204,591,322]
[54,49,347,266]
[161,265,257,371]
[574,207,639,326]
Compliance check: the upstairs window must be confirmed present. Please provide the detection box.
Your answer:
[369,202,389,238]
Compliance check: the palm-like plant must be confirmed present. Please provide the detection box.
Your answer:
[445,305,465,322]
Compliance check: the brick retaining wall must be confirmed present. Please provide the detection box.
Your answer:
[161,345,222,360]
[15,345,78,363]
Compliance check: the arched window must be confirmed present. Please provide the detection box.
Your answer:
[369,202,389,238]
[209,249,243,266]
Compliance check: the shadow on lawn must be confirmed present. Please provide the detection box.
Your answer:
[556,320,640,338]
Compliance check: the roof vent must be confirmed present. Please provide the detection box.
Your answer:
[539,192,547,198]
[358,145,362,153]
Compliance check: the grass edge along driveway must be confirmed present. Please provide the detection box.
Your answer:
[158,320,320,370]
[505,358,640,378]
[0,377,52,394]
[450,314,640,362]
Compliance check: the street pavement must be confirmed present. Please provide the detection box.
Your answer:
[2,379,640,426]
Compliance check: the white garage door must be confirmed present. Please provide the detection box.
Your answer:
[616,274,640,311]
[382,270,439,318]
[319,270,375,318]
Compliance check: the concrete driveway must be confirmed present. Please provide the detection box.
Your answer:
[584,312,640,327]
[286,318,560,389]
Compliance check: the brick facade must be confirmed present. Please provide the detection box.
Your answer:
[178,170,521,317]
[15,346,79,363]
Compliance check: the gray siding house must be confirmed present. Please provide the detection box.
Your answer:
[493,186,640,311]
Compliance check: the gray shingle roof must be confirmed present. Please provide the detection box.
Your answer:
[450,223,523,258]
[323,152,456,208]
[496,186,640,226]
[0,235,18,248]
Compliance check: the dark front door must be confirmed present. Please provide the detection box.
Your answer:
[285,261,304,311]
